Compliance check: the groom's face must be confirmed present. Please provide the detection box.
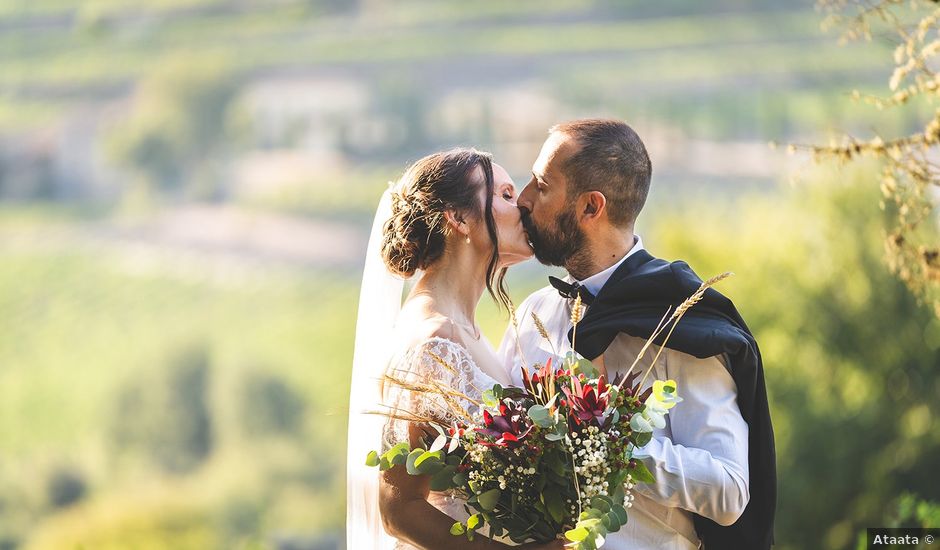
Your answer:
[518,132,586,267]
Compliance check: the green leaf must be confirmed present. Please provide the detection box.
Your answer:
[430,465,457,491]
[405,449,426,475]
[612,503,628,524]
[365,450,380,467]
[589,496,612,513]
[528,404,555,428]
[414,450,444,474]
[574,356,599,378]
[544,490,565,524]
[450,522,465,535]
[604,510,623,532]
[482,389,499,408]
[565,526,590,542]
[467,514,481,530]
[629,459,655,484]
[477,488,501,511]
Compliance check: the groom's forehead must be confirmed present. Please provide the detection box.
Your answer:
[535,132,577,176]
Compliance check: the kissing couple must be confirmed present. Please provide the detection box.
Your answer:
[346,118,776,550]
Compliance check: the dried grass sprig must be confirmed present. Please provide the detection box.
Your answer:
[531,312,558,357]
[570,293,584,356]
[426,350,482,397]
[382,371,477,422]
[616,272,733,392]
[507,298,529,375]
[635,272,734,392]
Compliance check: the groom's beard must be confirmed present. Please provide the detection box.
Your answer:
[521,205,586,268]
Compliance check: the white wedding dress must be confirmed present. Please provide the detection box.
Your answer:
[380,336,500,549]
[346,186,506,549]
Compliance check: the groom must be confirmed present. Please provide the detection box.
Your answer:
[499,119,775,549]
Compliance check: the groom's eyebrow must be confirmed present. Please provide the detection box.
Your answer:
[532,172,548,186]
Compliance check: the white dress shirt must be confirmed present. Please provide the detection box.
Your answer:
[498,241,750,550]
[578,235,645,297]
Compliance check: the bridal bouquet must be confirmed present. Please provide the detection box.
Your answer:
[367,274,729,549]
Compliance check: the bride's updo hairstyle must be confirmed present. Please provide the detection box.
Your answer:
[382,148,511,310]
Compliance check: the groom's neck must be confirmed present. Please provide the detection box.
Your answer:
[566,226,635,281]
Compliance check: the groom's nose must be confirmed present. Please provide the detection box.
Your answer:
[518,182,535,211]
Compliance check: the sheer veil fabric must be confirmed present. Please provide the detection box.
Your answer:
[346,187,403,549]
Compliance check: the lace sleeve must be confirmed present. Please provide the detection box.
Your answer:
[381,337,481,452]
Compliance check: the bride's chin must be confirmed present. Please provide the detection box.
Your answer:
[498,249,534,268]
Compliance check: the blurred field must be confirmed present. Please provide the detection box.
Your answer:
[1,1,939,549]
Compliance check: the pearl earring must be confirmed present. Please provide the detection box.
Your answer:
[465,235,471,244]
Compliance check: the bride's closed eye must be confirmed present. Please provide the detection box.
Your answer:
[500,184,516,202]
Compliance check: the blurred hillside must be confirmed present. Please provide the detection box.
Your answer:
[0,0,916,208]
[1,1,938,550]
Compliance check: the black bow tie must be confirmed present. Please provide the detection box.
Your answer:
[548,276,595,305]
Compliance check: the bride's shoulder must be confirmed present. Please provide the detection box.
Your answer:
[395,302,461,346]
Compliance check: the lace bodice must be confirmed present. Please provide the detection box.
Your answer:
[381,337,498,451]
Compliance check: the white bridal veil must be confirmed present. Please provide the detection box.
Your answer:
[346,186,404,549]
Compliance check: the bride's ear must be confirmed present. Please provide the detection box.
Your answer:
[443,209,469,238]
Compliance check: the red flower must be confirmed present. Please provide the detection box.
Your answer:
[475,400,533,448]
[562,375,611,427]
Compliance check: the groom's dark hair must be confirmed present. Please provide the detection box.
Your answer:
[550,119,651,227]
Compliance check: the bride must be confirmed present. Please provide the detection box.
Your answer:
[346,149,564,549]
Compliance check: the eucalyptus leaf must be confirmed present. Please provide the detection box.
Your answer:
[430,465,457,491]
[478,488,501,511]
[575,357,599,378]
[365,450,379,467]
[612,503,628,524]
[604,510,623,533]
[405,448,425,475]
[565,526,589,542]
[482,389,499,408]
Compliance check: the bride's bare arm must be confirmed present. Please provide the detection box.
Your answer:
[378,423,564,550]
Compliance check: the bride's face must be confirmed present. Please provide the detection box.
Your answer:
[479,163,534,267]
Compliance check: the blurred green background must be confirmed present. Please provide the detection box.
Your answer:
[0,1,938,549]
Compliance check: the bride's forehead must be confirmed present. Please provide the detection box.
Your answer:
[468,163,512,188]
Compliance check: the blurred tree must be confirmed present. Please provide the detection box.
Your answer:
[44,466,86,510]
[801,0,940,316]
[650,165,940,550]
[106,54,239,201]
[854,493,940,548]
[109,343,214,474]
[239,370,307,438]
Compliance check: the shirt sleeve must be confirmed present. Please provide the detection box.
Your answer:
[631,350,750,527]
